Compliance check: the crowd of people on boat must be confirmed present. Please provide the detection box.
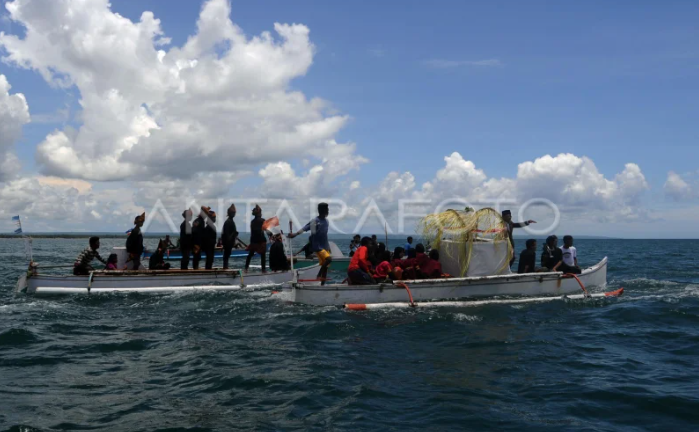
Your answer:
[518,234,581,275]
[72,206,581,281]
[346,238,444,285]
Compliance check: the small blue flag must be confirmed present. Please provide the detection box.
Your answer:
[11,215,20,221]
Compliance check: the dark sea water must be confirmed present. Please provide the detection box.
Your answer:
[1,237,698,431]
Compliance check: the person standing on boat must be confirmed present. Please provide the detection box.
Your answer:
[73,236,107,275]
[245,205,267,272]
[222,204,239,269]
[126,213,145,270]
[502,210,536,267]
[201,207,218,270]
[180,209,193,270]
[404,236,414,253]
[191,209,206,270]
[289,202,333,285]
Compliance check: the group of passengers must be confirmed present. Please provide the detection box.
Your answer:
[73,206,582,281]
[347,238,444,285]
[517,235,581,275]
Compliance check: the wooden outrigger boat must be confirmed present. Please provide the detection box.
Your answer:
[281,257,613,307]
[16,265,322,296]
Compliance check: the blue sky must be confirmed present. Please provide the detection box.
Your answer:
[0,0,698,236]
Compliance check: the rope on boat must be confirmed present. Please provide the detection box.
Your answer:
[395,282,416,307]
[564,273,588,297]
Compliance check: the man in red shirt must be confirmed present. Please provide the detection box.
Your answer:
[347,237,375,285]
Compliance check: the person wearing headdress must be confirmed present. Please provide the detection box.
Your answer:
[180,209,194,270]
[191,209,205,270]
[199,206,218,270]
[126,212,145,270]
[289,202,332,285]
[245,204,267,272]
[222,204,239,269]
[501,209,536,267]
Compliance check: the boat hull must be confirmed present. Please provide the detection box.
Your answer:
[282,257,608,306]
[20,265,322,296]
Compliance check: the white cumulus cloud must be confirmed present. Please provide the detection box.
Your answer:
[0,0,363,181]
[664,171,694,201]
[0,74,30,181]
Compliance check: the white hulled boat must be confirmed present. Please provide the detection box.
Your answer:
[281,257,611,306]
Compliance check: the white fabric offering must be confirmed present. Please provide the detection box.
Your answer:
[439,240,512,277]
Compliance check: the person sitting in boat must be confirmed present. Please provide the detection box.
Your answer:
[245,204,267,272]
[73,236,107,275]
[502,210,536,267]
[105,253,119,271]
[406,247,417,259]
[373,251,393,282]
[518,239,538,274]
[126,213,145,270]
[201,207,218,270]
[397,243,430,279]
[347,236,375,285]
[557,235,582,274]
[222,204,239,270]
[419,249,443,279]
[164,235,176,249]
[295,238,314,259]
[149,240,172,270]
[269,233,291,272]
[391,247,405,266]
[349,234,361,257]
[541,235,561,271]
[289,202,333,286]
[180,209,194,270]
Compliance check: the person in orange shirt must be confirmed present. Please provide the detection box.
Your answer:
[347,237,375,285]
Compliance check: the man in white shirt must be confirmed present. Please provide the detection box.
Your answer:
[555,235,581,274]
